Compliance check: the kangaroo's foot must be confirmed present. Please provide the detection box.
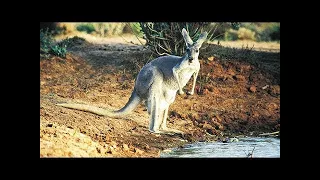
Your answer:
[149,128,183,135]
[178,90,184,95]
[149,129,167,134]
[160,127,184,135]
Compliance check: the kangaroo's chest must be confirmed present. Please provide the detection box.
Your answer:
[179,68,196,80]
[162,60,200,91]
[178,61,200,85]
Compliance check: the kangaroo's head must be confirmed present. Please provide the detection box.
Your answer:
[182,28,208,62]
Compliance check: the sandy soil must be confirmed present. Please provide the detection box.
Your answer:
[40,35,280,157]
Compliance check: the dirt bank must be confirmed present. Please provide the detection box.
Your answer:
[40,36,280,157]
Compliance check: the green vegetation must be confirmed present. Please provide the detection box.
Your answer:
[126,22,144,37]
[40,29,86,59]
[40,29,68,59]
[224,23,280,42]
[76,23,96,34]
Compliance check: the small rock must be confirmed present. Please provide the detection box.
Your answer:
[122,144,130,151]
[208,56,214,61]
[215,115,222,122]
[233,75,246,81]
[134,148,144,154]
[162,149,172,153]
[110,141,117,149]
[262,85,269,90]
[202,122,213,130]
[249,86,257,93]
[203,88,210,95]
[267,102,279,111]
[105,146,112,154]
[268,85,280,95]
[227,69,236,76]
[143,144,150,150]
[229,137,239,142]
[193,121,199,126]
[110,148,117,155]
[205,85,214,92]
[206,129,215,135]
[222,138,228,143]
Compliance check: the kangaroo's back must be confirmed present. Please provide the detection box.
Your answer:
[149,55,182,79]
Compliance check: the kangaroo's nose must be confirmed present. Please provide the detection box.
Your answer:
[189,56,193,61]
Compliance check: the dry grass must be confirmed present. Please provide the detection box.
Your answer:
[54,23,279,52]
[55,33,279,53]
[209,40,280,52]
[55,32,146,45]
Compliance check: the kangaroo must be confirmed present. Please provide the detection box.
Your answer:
[57,28,208,135]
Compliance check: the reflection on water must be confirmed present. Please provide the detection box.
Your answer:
[160,137,280,158]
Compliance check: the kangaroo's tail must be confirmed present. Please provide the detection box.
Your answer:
[56,89,141,118]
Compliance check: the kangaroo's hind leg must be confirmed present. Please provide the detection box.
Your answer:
[159,106,184,135]
[146,75,165,133]
[148,92,161,133]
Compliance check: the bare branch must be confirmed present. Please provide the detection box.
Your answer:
[259,131,280,136]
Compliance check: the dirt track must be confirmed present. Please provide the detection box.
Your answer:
[40,36,280,157]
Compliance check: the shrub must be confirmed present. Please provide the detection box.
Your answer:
[56,23,77,34]
[139,22,219,56]
[258,23,280,41]
[40,29,68,59]
[60,36,86,47]
[239,22,280,42]
[76,23,96,34]
[123,22,144,37]
[241,23,258,32]
[104,23,126,36]
[237,27,256,41]
[40,29,53,55]
[224,27,257,41]
[206,23,234,40]
[50,44,67,57]
[224,29,239,41]
[40,22,65,35]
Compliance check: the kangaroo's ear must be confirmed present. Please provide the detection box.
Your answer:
[194,31,208,48]
[182,28,193,47]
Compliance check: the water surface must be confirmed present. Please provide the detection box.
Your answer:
[161,137,280,158]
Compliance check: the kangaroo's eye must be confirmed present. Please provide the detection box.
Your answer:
[196,49,199,53]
